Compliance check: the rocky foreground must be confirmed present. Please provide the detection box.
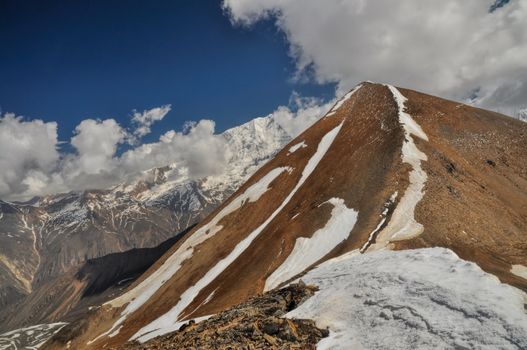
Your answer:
[120,283,327,350]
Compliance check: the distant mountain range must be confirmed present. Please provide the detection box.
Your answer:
[0,115,291,331]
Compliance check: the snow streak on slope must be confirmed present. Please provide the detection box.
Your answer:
[264,197,358,291]
[286,248,527,350]
[325,85,362,117]
[132,123,345,343]
[511,265,527,280]
[287,141,307,154]
[88,166,291,343]
[359,192,397,253]
[369,85,429,249]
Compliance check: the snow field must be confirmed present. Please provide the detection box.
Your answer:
[511,264,527,280]
[286,248,527,350]
[288,141,307,154]
[264,197,358,291]
[0,323,67,350]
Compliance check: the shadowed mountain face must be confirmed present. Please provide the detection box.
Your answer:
[45,83,526,349]
[0,226,194,335]
[0,116,291,331]
[76,226,195,298]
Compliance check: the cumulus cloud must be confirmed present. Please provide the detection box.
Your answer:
[131,105,171,138]
[0,114,60,200]
[119,119,229,180]
[270,92,335,137]
[223,0,527,114]
[0,110,229,201]
[0,94,334,201]
[70,119,126,174]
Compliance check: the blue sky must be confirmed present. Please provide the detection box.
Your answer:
[0,0,334,143]
[1,0,525,200]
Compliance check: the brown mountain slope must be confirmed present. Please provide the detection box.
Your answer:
[44,82,527,349]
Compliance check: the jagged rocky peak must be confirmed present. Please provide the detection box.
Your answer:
[223,116,291,162]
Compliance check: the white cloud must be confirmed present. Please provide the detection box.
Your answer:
[0,111,230,201]
[270,92,335,137]
[119,119,229,180]
[223,0,527,113]
[0,114,59,200]
[0,92,336,201]
[0,93,335,201]
[70,119,126,174]
[132,105,172,138]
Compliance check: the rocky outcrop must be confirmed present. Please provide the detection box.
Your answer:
[49,283,328,350]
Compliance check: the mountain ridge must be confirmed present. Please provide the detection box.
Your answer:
[46,82,526,349]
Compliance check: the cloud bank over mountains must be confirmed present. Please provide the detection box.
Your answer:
[0,108,223,201]
[223,0,527,115]
[0,97,328,201]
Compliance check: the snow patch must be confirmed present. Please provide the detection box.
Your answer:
[511,264,527,280]
[0,323,67,350]
[89,166,291,342]
[131,123,345,342]
[203,289,217,305]
[286,248,527,350]
[264,197,358,291]
[287,141,307,155]
[517,108,527,123]
[360,192,397,253]
[369,85,429,250]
